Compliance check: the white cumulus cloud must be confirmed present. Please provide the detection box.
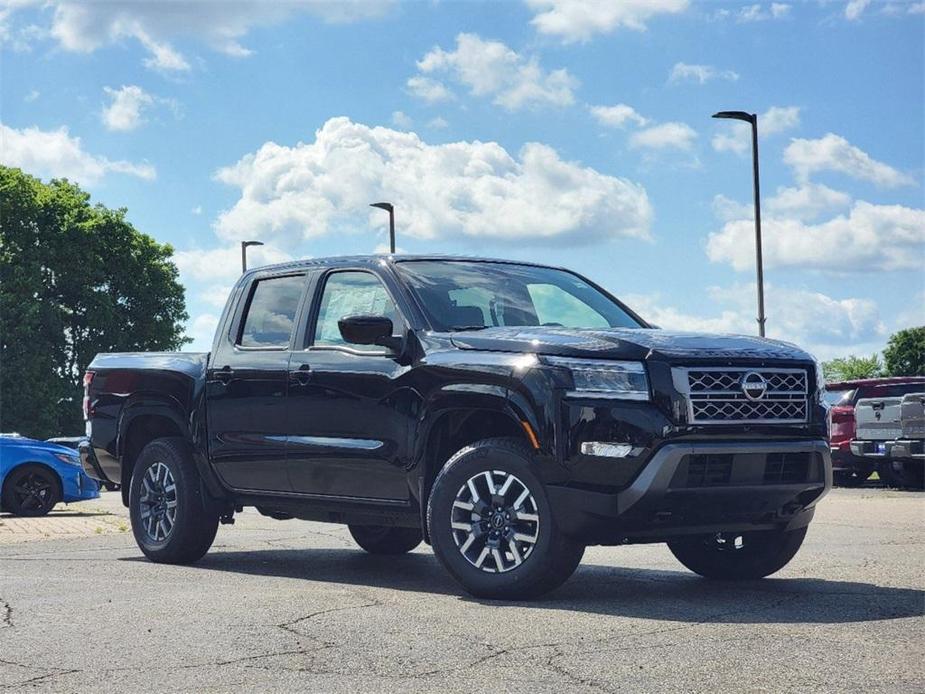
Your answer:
[766,183,852,221]
[845,0,871,20]
[625,284,886,360]
[707,200,925,273]
[669,62,739,85]
[589,103,649,128]
[783,133,913,187]
[412,33,578,111]
[629,122,697,150]
[0,122,155,184]
[101,85,155,131]
[173,244,293,282]
[212,116,653,247]
[12,1,393,72]
[526,0,689,43]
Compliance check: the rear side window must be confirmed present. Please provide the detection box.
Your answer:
[238,275,305,348]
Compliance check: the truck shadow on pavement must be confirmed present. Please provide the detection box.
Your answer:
[170,548,925,625]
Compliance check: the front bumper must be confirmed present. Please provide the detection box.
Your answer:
[79,440,114,485]
[547,439,831,544]
[61,465,100,503]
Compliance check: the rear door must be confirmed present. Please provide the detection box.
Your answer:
[205,271,309,492]
[286,268,414,501]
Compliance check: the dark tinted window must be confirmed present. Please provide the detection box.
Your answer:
[239,275,305,348]
[395,261,642,331]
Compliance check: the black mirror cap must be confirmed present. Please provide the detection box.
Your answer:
[338,315,395,346]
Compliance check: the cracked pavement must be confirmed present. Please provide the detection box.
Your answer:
[0,488,923,692]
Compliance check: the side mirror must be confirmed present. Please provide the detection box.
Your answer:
[338,315,401,350]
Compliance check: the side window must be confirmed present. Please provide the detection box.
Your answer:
[527,283,609,328]
[313,271,401,351]
[238,275,305,348]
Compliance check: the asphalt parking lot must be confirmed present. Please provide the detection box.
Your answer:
[1,488,923,693]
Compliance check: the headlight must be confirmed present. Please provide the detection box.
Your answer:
[546,357,650,401]
[54,452,81,467]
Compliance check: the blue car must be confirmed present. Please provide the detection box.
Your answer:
[0,435,100,516]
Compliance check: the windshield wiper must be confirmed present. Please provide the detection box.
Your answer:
[451,325,491,331]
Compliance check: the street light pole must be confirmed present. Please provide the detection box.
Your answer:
[712,110,767,337]
[370,202,395,253]
[241,240,264,273]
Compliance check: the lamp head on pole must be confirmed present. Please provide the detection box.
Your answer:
[242,240,264,249]
[370,202,393,213]
[712,110,755,123]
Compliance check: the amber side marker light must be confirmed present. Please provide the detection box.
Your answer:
[521,421,541,450]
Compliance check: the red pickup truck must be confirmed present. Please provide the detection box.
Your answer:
[826,377,925,486]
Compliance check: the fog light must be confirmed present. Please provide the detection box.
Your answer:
[580,442,641,458]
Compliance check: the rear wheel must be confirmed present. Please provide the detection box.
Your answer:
[1,465,61,517]
[428,437,584,600]
[668,527,808,580]
[896,462,924,490]
[348,525,422,554]
[877,461,906,488]
[129,438,219,564]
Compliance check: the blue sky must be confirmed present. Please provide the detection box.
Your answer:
[2,0,923,358]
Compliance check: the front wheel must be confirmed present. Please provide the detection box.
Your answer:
[348,524,422,554]
[129,438,219,564]
[1,465,61,517]
[668,527,808,580]
[427,437,584,600]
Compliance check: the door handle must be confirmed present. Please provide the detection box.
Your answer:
[215,366,235,384]
[289,364,311,385]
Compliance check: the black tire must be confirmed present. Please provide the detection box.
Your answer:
[348,525,423,554]
[877,461,906,488]
[427,437,584,600]
[668,526,808,580]
[833,469,871,487]
[129,437,219,564]
[1,464,61,517]
[896,462,924,491]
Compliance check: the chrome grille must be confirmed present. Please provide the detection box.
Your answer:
[675,367,809,424]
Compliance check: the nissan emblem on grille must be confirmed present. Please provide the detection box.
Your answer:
[740,372,768,401]
[675,367,809,424]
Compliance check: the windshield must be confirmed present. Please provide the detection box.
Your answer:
[395,260,644,332]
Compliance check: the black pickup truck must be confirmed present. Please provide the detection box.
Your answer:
[81,255,831,598]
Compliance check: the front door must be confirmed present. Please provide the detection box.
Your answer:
[206,272,308,492]
[287,269,413,501]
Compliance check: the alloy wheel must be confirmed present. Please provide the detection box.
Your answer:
[139,462,178,542]
[13,472,55,513]
[450,470,540,573]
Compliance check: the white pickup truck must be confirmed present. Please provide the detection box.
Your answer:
[852,391,925,489]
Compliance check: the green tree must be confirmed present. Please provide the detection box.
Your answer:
[822,354,883,383]
[0,166,189,439]
[883,326,925,376]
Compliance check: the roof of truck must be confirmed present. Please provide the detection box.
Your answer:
[243,254,562,277]
[827,376,925,390]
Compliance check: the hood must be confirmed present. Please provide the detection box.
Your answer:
[0,436,77,456]
[450,327,814,362]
